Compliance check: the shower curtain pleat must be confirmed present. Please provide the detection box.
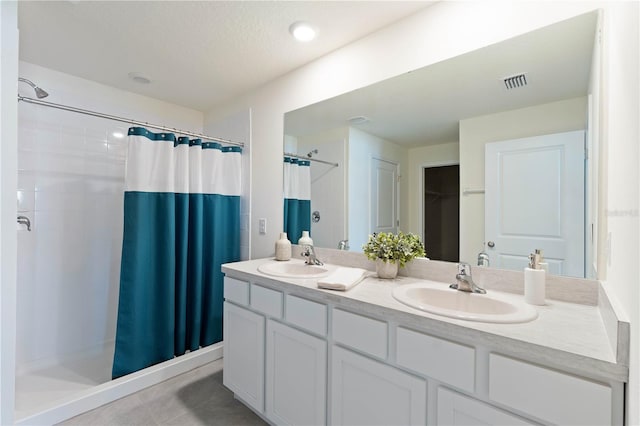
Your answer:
[112,128,241,379]
[201,194,240,345]
[283,157,311,243]
[185,193,204,352]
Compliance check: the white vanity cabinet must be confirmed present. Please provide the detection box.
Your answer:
[437,387,535,425]
[222,301,264,412]
[266,319,327,425]
[396,326,475,393]
[223,276,329,425]
[331,346,427,425]
[221,268,625,426]
[488,354,615,425]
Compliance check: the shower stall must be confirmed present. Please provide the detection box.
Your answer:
[13,62,247,425]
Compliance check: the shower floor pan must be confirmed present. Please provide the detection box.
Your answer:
[14,343,223,425]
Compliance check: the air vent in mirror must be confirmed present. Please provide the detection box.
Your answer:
[503,73,528,90]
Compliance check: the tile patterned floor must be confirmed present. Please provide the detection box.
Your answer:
[58,360,267,426]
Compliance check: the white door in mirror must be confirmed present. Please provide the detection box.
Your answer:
[485,130,585,277]
[371,158,399,235]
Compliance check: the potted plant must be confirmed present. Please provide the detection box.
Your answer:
[362,232,426,279]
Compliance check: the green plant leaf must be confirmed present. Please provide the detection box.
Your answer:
[362,232,426,267]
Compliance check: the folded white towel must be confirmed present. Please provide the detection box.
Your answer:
[317,267,369,291]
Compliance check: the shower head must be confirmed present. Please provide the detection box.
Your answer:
[307,149,318,158]
[34,86,49,99]
[18,77,49,99]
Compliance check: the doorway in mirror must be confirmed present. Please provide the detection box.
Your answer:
[371,158,399,236]
[424,165,460,262]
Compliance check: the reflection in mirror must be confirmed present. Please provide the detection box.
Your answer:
[283,11,599,278]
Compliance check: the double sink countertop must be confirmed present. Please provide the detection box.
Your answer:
[222,255,629,384]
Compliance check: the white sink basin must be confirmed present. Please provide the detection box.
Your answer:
[392,282,538,323]
[258,259,330,278]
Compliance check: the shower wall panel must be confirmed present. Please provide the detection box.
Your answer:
[16,61,204,374]
[296,127,347,250]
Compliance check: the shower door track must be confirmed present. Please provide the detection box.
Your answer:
[17,95,245,148]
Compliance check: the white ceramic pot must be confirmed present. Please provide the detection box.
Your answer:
[376,259,398,279]
[275,232,291,261]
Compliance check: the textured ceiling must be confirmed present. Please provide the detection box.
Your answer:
[18,1,434,112]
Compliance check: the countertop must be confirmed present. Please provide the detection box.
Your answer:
[222,258,629,383]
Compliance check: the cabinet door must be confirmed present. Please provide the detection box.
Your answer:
[437,388,535,425]
[223,302,265,413]
[266,320,327,425]
[489,353,613,425]
[331,346,426,426]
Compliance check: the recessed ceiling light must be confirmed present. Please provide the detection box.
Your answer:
[112,131,125,139]
[289,21,316,42]
[128,72,151,84]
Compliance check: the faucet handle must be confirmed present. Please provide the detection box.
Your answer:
[458,262,471,276]
[17,215,31,232]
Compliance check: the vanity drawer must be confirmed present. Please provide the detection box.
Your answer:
[250,284,283,318]
[285,294,327,336]
[332,309,388,359]
[396,327,475,392]
[489,353,612,425]
[224,277,249,306]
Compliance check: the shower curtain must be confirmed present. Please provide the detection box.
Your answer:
[283,157,311,243]
[112,127,241,379]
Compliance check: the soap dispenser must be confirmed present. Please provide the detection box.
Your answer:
[524,251,546,305]
[298,230,313,247]
[535,248,549,273]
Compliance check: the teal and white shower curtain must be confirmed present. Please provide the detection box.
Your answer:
[283,157,311,243]
[112,127,241,379]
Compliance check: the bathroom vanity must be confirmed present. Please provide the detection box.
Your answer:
[221,256,628,425]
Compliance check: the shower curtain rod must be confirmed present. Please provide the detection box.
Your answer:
[284,152,339,167]
[17,95,245,148]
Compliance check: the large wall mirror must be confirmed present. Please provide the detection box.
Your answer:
[283,11,600,279]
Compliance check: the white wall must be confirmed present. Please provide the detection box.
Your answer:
[598,2,640,422]
[407,142,459,240]
[296,127,348,249]
[283,134,297,154]
[15,62,203,374]
[204,2,638,423]
[348,127,408,251]
[204,109,252,260]
[0,2,19,423]
[458,96,587,265]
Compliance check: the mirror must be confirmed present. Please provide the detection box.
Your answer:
[283,11,599,278]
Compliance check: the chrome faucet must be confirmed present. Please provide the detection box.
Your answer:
[301,245,323,266]
[450,262,486,294]
[337,239,349,250]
